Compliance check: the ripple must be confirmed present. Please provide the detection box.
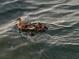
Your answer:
[0,0,18,6]
[55,5,79,10]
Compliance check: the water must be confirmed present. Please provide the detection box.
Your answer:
[0,0,79,59]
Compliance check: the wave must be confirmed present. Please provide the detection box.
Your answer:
[0,0,18,6]
[55,4,79,10]
[0,20,16,34]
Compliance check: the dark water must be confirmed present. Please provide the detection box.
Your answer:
[0,0,79,59]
